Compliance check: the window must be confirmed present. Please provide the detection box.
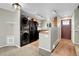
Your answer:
[62,20,70,25]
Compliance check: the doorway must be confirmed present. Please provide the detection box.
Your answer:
[61,19,71,39]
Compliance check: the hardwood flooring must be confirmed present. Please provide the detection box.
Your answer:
[51,39,76,56]
[0,40,39,56]
[0,46,17,54]
[0,39,77,56]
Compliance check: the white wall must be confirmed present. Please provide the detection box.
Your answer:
[59,10,73,17]
[51,26,59,49]
[13,8,20,47]
[72,8,79,44]
[0,8,16,47]
[72,11,75,43]
[0,7,21,47]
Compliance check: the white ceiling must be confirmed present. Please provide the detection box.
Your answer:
[21,3,79,19]
[0,3,79,20]
[0,3,15,12]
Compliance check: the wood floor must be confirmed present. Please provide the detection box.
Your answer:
[0,39,77,56]
[0,40,39,56]
[51,39,77,56]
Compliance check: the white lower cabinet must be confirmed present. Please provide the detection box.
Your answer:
[39,33,51,51]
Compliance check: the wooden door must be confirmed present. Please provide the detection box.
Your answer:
[61,19,71,39]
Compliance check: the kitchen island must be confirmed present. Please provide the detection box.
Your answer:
[39,27,59,56]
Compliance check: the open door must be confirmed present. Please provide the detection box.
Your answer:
[61,19,71,39]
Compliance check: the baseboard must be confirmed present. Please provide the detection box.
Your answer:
[15,45,21,48]
[0,45,8,48]
[39,47,51,52]
[51,41,59,52]
[51,39,60,52]
[39,47,51,56]
[8,44,21,48]
[0,45,20,48]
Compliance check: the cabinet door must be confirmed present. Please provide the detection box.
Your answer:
[75,31,79,44]
[39,33,50,50]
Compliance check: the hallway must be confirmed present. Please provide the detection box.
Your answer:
[51,39,76,56]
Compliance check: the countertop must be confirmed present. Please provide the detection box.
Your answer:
[38,29,49,34]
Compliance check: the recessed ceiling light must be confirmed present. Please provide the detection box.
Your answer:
[12,3,21,9]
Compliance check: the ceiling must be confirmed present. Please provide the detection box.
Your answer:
[0,3,79,20]
[0,3,15,12]
[21,3,79,19]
